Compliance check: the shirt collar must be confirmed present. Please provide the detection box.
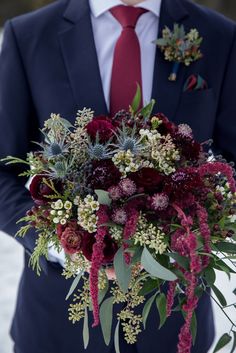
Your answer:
[89,0,162,18]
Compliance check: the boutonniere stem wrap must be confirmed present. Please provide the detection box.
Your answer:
[154,24,203,81]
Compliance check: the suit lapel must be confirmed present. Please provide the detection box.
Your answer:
[151,0,189,120]
[59,0,108,116]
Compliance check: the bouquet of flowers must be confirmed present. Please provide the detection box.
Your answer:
[3,93,236,353]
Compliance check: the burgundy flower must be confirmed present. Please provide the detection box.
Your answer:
[164,168,203,199]
[29,175,60,205]
[86,116,115,142]
[89,159,122,189]
[154,113,176,135]
[174,135,202,161]
[60,222,85,255]
[129,168,164,193]
[81,233,118,264]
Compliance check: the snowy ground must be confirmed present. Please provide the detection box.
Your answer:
[0,28,235,353]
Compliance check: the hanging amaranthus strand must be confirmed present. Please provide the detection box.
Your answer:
[196,203,211,268]
[123,208,139,264]
[90,205,109,327]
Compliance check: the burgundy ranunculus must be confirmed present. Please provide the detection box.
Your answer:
[81,233,118,264]
[154,113,176,135]
[129,168,164,193]
[89,159,122,189]
[86,116,115,142]
[29,175,60,205]
[60,222,85,255]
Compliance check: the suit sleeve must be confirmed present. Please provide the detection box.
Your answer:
[0,20,40,257]
[213,25,236,165]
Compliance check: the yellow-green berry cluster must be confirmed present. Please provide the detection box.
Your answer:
[118,310,143,344]
[74,195,99,233]
[68,277,90,323]
[134,216,168,255]
[50,199,73,225]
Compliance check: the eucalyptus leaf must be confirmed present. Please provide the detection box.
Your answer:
[230,331,236,353]
[100,297,113,346]
[138,278,159,296]
[204,267,216,286]
[131,84,142,113]
[66,270,83,300]
[142,293,157,329]
[156,293,167,329]
[165,252,189,270]
[213,333,232,353]
[211,284,227,307]
[95,189,112,206]
[114,247,132,293]
[191,312,197,346]
[141,247,177,281]
[114,321,120,353]
[83,307,89,349]
[215,242,236,254]
[98,276,109,304]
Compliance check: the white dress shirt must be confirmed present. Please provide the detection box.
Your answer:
[89,0,162,110]
[48,0,162,266]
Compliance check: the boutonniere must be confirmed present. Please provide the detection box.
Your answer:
[154,24,203,81]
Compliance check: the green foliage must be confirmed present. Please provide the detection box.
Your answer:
[114,247,132,293]
[156,293,167,329]
[29,233,50,275]
[100,297,114,346]
[66,270,84,301]
[83,307,89,349]
[141,247,177,281]
[213,333,232,353]
[142,292,157,329]
[95,189,112,206]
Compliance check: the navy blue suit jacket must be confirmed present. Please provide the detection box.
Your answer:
[0,0,236,352]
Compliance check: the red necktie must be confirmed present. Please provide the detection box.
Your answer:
[109,5,147,116]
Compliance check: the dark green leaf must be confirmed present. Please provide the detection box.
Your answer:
[95,190,111,206]
[204,267,216,286]
[213,333,232,353]
[140,99,155,120]
[100,297,113,346]
[230,331,236,353]
[165,252,189,270]
[216,242,236,254]
[131,84,141,113]
[142,293,157,329]
[211,284,227,307]
[83,307,89,349]
[141,247,177,281]
[66,270,83,300]
[191,312,197,346]
[156,293,167,329]
[131,247,143,265]
[114,321,120,353]
[138,278,159,296]
[114,247,132,293]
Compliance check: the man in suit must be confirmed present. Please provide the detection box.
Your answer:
[0,0,236,352]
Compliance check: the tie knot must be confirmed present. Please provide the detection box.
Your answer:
[110,5,147,29]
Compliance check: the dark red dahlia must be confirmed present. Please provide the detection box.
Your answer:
[86,116,115,142]
[60,222,85,255]
[153,113,176,135]
[89,159,122,189]
[129,168,164,193]
[81,233,118,264]
[29,175,61,205]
